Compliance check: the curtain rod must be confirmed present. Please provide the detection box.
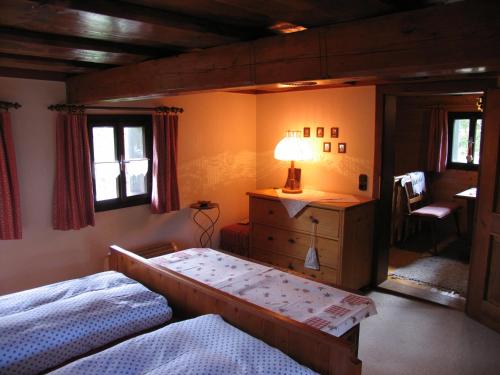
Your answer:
[47,104,184,113]
[0,101,22,111]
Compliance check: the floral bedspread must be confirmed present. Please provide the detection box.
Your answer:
[150,248,377,337]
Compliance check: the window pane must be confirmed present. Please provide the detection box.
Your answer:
[92,127,116,162]
[94,162,120,201]
[473,119,482,165]
[124,127,145,160]
[451,119,470,163]
[125,159,148,197]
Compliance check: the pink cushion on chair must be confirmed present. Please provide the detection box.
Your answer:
[412,202,460,219]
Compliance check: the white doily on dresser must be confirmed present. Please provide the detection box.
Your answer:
[275,188,360,217]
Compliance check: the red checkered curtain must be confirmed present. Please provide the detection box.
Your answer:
[427,108,448,173]
[151,112,180,213]
[53,112,95,230]
[0,111,22,239]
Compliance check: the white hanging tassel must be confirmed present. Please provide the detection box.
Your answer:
[304,221,320,270]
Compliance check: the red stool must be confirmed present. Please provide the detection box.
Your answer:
[220,224,250,257]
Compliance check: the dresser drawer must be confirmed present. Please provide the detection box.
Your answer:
[252,223,339,269]
[250,197,340,239]
[251,247,339,285]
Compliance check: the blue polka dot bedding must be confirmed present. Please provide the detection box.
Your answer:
[0,271,172,375]
[50,314,318,375]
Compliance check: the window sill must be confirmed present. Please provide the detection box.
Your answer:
[446,163,479,171]
[95,196,151,212]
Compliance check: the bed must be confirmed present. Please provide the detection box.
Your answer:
[0,271,172,374]
[50,314,317,375]
[107,245,375,375]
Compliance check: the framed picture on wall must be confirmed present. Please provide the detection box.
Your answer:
[316,127,324,137]
[331,127,339,138]
[338,143,346,153]
[303,127,310,137]
[323,142,331,152]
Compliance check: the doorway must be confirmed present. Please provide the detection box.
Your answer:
[373,81,493,310]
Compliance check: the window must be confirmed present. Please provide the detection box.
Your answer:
[447,112,482,170]
[88,115,152,211]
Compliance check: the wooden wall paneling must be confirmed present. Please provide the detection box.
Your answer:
[374,94,397,285]
[66,1,500,103]
[253,28,323,84]
[466,88,500,333]
[487,238,500,305]
[324,0,500,79]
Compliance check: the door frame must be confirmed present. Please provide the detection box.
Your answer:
[372,78,497,286]
[466,88,500,332]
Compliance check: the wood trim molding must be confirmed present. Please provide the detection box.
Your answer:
[67,1,500,103]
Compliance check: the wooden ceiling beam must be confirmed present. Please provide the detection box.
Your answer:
[0,27,174,57]
[0,53,115,74]
[0,67,67,81]
[33,0,268,41]
[67,0,500,103]
[0,27,173,64]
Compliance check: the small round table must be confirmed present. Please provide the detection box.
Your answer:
[190,201,220,248]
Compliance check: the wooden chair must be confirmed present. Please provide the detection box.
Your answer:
[401,173,461,255]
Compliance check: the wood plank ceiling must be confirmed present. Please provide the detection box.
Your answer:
[0,0,456,82]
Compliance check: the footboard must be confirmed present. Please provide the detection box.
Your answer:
[109,245,362,375]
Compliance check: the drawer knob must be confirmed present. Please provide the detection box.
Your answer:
[288,263,294,270]
[310,216,319,224]
[267,236,274,241]
[288,238,296,244]
[268,210,274,215]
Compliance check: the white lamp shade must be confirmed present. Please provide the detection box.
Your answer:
[274,131,313,161]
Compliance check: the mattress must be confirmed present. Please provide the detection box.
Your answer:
[50,314,317,375]
[0,271,172,375]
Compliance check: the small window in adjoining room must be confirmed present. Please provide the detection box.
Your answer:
[448,112,482,170]
[88,115,152,211]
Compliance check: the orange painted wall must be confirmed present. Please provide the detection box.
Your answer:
[256,86,376,196]
[0,78,376,295]
[0,77,255,295]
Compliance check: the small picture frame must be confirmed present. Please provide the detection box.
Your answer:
[316,127,324,138]
[331,127,339,138]
[323,142,331,152]
[303,127,310,137]
[338,143,346,153]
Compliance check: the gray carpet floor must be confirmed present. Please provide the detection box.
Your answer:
[359,291,500,375]
[389,255,469,296]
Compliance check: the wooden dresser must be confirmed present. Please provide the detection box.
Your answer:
[248,189,375,290]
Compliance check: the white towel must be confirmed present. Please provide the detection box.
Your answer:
[408,172,426,195]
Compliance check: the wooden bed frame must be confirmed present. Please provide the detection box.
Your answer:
[109,245,362,375]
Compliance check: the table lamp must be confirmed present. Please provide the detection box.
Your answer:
[274,130,313,194]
